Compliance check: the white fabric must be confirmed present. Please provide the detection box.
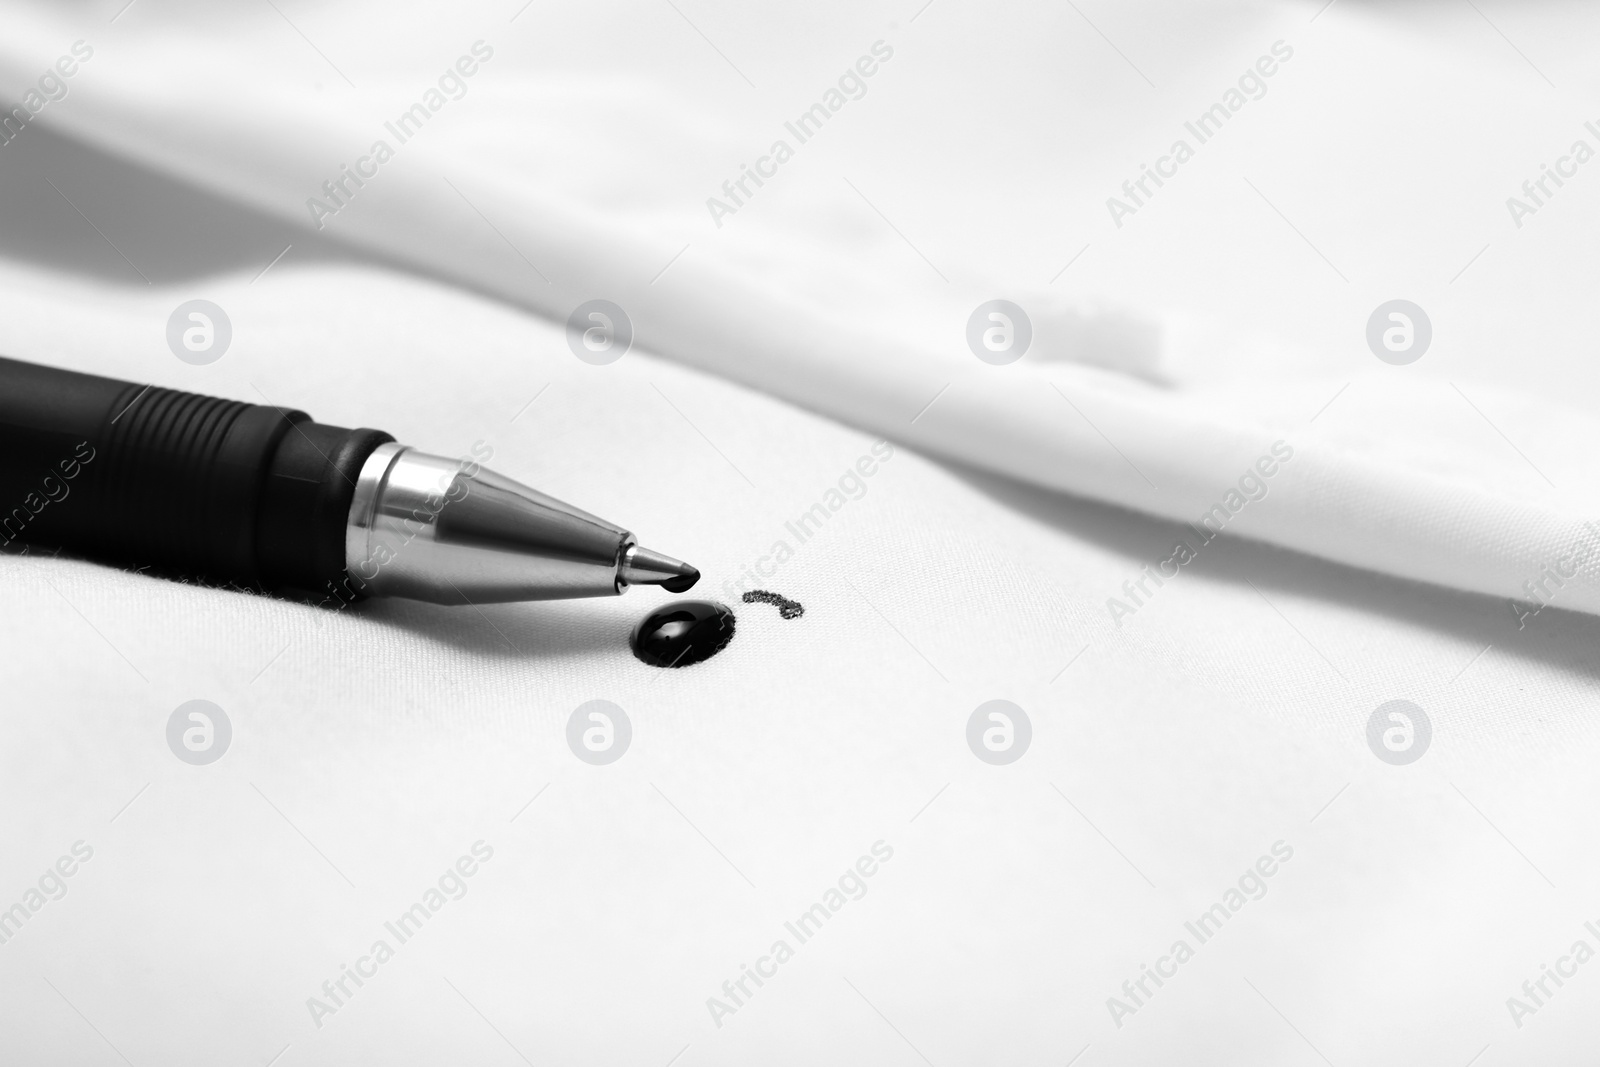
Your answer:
[13,255,1600,1067]
[2,2,1600,1065]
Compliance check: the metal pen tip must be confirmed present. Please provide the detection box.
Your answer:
[619,544,700,593]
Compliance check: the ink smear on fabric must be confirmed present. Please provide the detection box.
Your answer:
[632,600,736,668]
[742,589,804,619]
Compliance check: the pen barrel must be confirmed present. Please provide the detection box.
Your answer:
[0,356,391,597]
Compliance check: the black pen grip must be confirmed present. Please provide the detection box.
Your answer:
[0,356,392,596]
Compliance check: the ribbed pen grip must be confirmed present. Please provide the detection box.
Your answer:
[0,356,393,596]
[89,385,303,581]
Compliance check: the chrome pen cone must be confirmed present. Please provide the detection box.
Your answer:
[346,444,699,604]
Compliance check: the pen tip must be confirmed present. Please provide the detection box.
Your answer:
[661,568,701,594]
[620,544,700,593]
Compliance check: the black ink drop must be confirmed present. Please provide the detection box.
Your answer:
[742,589,804,619]
[631,600,736,669]
[660,569,700,594]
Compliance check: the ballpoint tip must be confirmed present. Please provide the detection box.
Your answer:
[619,544,700,593]
[661,567,700,593]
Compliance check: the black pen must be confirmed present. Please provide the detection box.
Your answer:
[0,356,700,604]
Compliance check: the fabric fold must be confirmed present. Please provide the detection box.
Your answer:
[3,6,1598,618]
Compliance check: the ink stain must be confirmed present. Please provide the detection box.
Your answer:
[742,589,804,619]
[631,600,736,669]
